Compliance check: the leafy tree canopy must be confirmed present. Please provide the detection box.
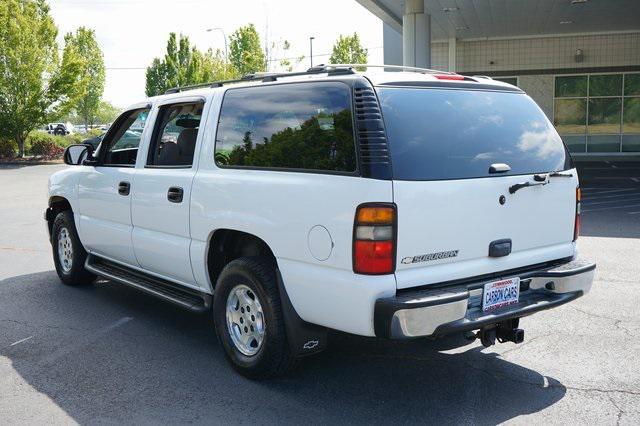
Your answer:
[145,33,235,97]
[95,101,122,125]
[0,0,86,156]
[229,24,266,76]
[65,27,105,130]
[329,33,368,66]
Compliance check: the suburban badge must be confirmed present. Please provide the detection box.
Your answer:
[401,250,459,264]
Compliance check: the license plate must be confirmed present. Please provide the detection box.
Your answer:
[482,277,520,312]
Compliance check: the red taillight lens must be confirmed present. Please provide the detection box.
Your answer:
[354,241,394,274]
[574,187,581,241]
[434,74,465,80]
[353,204,396,275]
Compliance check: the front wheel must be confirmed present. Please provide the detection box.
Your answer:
[51,211,95,286]
[213,257,295,379]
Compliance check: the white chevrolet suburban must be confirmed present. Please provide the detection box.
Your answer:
[47,65,595,379]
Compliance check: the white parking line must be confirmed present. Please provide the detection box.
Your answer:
[628,211,640,215]
[632,178,640,183]
[585,191,640,201]
[583,193,640,201]
[593,177,636,180]
[581,187,628,191]
[580,188,637,196]
[10,336,34,347]
[583,168,640,172]
[582,186,624,191]
[583,203,640,212]
[582,196,640,206]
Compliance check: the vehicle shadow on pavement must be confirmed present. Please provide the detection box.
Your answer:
[1,271,565,424]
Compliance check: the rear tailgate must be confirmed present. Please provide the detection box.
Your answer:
[376,85,577,290]
[393,173,577,289]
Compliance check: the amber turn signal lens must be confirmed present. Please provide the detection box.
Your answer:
[356,207,395,224]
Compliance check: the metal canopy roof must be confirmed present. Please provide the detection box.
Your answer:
[356,0,640,39]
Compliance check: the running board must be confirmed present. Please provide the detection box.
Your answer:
[85,255,211,313]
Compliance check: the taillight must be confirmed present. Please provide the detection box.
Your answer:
[574,187,581,241]
[434,74,465,80]
[353,204,396,275]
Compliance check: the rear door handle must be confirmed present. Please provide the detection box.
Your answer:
[118,181,130,196]
[167,186,184,203]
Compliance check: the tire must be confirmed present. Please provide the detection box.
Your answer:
[51,211,95,286]
[213,257,296,379]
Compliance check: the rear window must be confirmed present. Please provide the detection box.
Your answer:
[377,87,571,180]
[215,82,357,173]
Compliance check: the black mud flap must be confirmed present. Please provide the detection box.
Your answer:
[276,270,327,358]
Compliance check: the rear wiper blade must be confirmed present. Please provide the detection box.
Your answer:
[510,171,573,194]
[548,171,573,178]
[509,179,549,194]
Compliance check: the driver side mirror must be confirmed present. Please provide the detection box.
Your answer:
[63,144,95,166]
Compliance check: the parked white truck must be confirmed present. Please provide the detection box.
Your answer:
[46,65,595,379]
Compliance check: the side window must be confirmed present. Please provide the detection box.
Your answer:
[102,108,149,166]
[147,102,203,167]
[215,82,356,173]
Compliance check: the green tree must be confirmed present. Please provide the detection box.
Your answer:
[64,27,105,131]
[95,101,121,125]
[145,57,167,98]
[329,33,368,66]
[271,39,304,72]
[0,0,86,157]
[197,48,237,82]
[229,24,266,76]
[145,33,235,97]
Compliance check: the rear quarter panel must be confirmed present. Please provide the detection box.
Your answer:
[190,168,395,336]
[187,85,396,337]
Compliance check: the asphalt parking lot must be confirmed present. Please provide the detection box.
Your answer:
[1,162,639,425]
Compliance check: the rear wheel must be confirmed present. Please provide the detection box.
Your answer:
[51,211,95,286]
[213,257,295,379]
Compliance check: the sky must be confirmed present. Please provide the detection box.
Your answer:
[48,0,384,108]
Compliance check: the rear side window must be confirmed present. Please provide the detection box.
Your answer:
[215,82,357,173]
[147,102,203,167]
[377,87,571,180]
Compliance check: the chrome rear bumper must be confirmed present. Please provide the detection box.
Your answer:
[374,258,595,339]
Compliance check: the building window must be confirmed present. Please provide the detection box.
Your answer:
[494,77,518,87]
[554,73,640,153]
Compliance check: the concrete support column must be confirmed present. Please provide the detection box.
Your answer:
[448,37,456,72]
[402,0,431,68]
[383,23,403,66]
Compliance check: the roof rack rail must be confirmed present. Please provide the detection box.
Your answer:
[164,65,356,94]
[163,64,459,94]
[327,63,457,75]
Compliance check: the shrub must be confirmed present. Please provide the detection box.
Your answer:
[27,132,65,159]
[0,139,17,159]
[87,128,103,138]
[62,133,84,146]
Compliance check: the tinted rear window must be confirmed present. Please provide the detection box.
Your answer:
[215,82,356,173]
[377,87,571,180]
